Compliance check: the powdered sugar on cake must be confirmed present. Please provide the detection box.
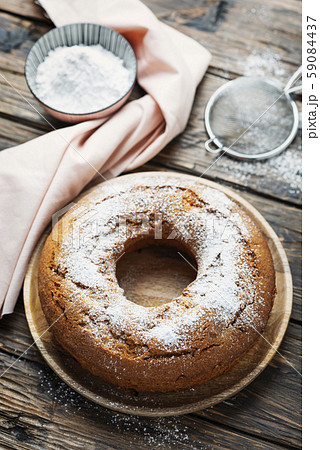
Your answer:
[54,175,264,351]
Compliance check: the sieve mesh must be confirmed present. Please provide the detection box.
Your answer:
[207,78,295,156]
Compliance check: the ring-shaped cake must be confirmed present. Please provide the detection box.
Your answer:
[39,174,275,392]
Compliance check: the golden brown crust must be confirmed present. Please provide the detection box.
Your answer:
[38,176,275,392]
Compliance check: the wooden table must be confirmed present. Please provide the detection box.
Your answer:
[0,0,301,448]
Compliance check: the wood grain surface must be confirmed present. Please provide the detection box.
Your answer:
[0,0,301,448]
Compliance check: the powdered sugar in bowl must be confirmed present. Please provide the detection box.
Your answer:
[25,23,136,123]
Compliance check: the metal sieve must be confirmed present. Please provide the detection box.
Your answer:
[205,66,302,160]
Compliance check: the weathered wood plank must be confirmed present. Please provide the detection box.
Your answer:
[196,321,302,448]
[0,12,51,74]
[0,405,288,450]
[151,126,302,206]
[0,115,43,149]
[0,68,61,129]
[0,294,301,449]
[0,0,49,22]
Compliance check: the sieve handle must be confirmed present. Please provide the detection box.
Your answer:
[286,85,302,95]
[205,139,223,156]
[284,65,302,94]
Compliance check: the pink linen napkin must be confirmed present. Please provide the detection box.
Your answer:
[0,0,211,317]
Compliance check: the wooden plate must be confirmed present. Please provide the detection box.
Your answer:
[23,172,292,417]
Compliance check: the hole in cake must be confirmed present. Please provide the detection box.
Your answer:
[116,243,198,308]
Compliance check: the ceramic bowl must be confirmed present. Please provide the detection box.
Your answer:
[25,23,137,123]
